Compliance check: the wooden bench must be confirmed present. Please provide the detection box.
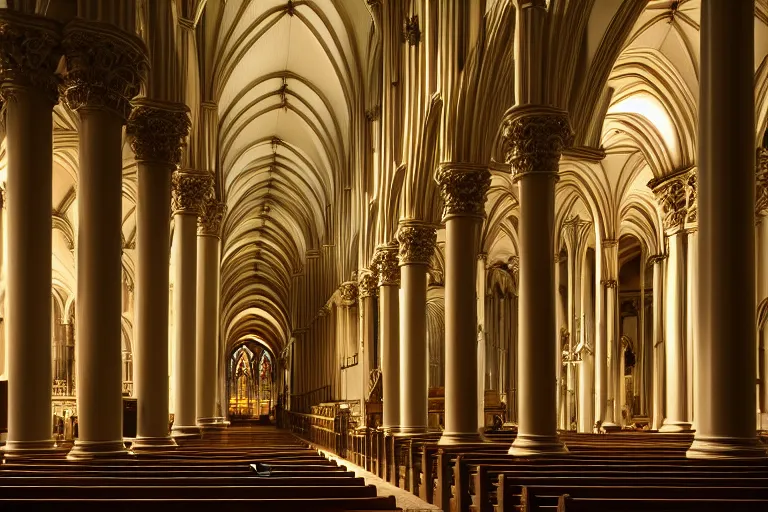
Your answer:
[557,494,768,511]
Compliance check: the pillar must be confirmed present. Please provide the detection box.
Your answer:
[359,271,378,395]
[127,99,190,449]
[196,196,227,428]
[478,253,488,431]
[0,10,61,456]
[685,226,697,425]
[171,170,211,437]
[602,278,619,428]
[578,256,595,433]
[689,0,766,458]
[502,105,572,455]
[397,222,436,434]
[62,18,148,460]
[436,163,490,445]
[375,245,400,429]
[650,254,666,431]
[758,149,768,419]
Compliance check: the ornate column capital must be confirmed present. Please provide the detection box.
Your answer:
[649,167,697,234]
[171,170,212,216]
[197,193,227,237]
[358,271,378,298]
[647,253,668,265]
[757,148,768,217]
[373,244,400,286]
[601,279,618,289]
[127,98,190,167]
[397,221,437,265]
[602,239,619,248]
[500,105,573,182]
[435,163,491,219]
[60,18,148,120]
[0,10,62,104]
[339,282,359,306]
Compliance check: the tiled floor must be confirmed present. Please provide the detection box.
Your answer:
[318,449,441,512]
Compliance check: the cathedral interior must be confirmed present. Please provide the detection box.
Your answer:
[0,0,768,510]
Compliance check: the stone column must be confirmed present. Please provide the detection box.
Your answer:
[478,253,488,431]
[397,222,436,434]
[501,105,572,455]
[649,254,666,431]
[685,226,697,425]
[196,196,227,428]
[374,245,400,429]
[578,257,594,433]
[127,99,190,449]
[61,19,148,460]
[359,271,378,392]
[171,170,211,437]
[601,278,619,429]
[758,149,768,417]
[0,10,61,456]
[689,0,766,458]
[435,164,490,445]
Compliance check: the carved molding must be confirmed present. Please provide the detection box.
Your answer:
[647,253,668,265]
[500,105,573,181]
[339,282,359,306]
[60,19,148,120]
[373,244,400,287]
[0,10,62,104]
[403,15,420,46]
[365,106,380,122]
[358,271,378,298]
[397,222,437,265]
[650,168,697,233]
[601,279,618,289]
[436,163,491,218]
[757,148,768,217]
[127,98,190,166]
[171,170,211,215]
[198,193,227,237]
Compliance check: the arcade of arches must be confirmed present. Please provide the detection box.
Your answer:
[0,0,766,466]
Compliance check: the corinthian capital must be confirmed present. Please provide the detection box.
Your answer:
[358,271,378,298]
[500,105,573,181]
[60,19,148,119]
[757,148,768,217]
[650,168,696,233]
[435,163,491,218]
[127,99,190,166]
[198,194,227,237]
[0,11,62,104]
[373,244,400,286]
[339,282,359,306]
[171,170,212,215]
[397,222,437,265]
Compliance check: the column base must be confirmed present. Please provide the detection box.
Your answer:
[438,431,486,446]
[131,436,178,451]
[509,434,568,456]
[687,435,768,459]
[659,420,693,433]
[171,425,202,438]
[197,417,230,430]
[396,426,429,435]
[67,440,131,460]
[2,439,57,459]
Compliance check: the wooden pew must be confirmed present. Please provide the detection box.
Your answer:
[557,494,768,511]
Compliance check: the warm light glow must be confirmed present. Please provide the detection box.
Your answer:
[608,93,679,159]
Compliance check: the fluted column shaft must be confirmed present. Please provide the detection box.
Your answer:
[61,19,148,459]
[502,105,572,455]
[650,255,667,430]
[196,198,226,427]
[435,164,489,444]
[171,170,211,436]
[375,246,400,428]
[0,11,61,455]
[397,223,436,434]
[689,0,765,458]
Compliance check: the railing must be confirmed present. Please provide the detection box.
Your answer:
[285,405,350,458]
[341,353,358,369]
[290,385,330,413]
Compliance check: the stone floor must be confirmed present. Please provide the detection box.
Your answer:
[319,449,440,512]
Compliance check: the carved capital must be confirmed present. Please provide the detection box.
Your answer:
[358,271,378,298]
[127,99,190,166]
[172,170,212,215]
[650,168,697,233]
[436,163,491,218]
[403,15,420,46]
[757,148,768,217]
[340,282,359,306]
[373,244,400,286]
[397,222,437,265]
[602,239,619,248]
[60,19,148,119]
[601,279,618,289]
[0,11,62,104]
[500,105,573,181]
[198,194,227,237]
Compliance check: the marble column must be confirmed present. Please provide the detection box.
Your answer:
[757,149,768,417]
[397,222,435,434]
[685,226,697,425]
[196,196,227,428]
[127,99,190,449]
[0,10,61,456]
[478,253,488,431]
[359,272,378,394]
[578,257,594,433]
[375,245,400,429]
[61,19,148,460]
[689,0,766,458]
[171,170,211,437]
[502,106,572,455]
[436,164,490,445]
[601,278,619,429]
[650,254,667,431]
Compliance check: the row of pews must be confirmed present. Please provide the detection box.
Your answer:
[0,426,401,511]
[337,427,768,511]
